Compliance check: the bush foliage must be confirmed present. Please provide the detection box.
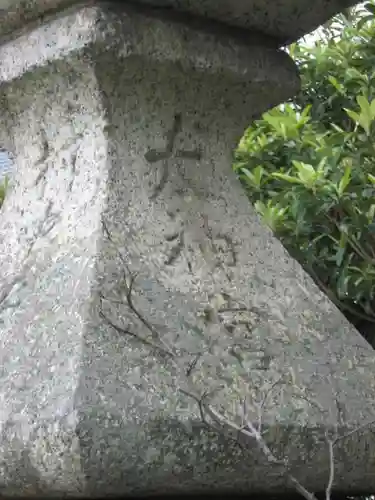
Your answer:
[0,176,8,209]
[234,3,375,333]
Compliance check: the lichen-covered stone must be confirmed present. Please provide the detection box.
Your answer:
[0,3,374,497]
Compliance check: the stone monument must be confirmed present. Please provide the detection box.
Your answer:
[0,0,373,497]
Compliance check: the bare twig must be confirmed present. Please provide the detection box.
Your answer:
[185,353,202,377]
[102,218,173,348]
[100,222,375,500]
[178,387,245,450]
[325,434,335,500]
[241,417,284,465]
[288,476,319,500]
[257,375,285,432]
[187,395,318,500]
[122,271,163,342]
[99,304,175,359]
[0,275,23,312]
[244,418,318,500]
[333,418,375,445]
[102,219,129,270]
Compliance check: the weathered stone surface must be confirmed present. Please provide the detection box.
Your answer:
[0,0,363,47]
[131,0,361,43]
[0,3,375,497]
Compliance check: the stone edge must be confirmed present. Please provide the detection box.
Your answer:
[0,3,299,99]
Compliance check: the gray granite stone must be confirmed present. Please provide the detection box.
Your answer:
[0,0,363,47]
[0,3,375,497]
[130,0,361,44]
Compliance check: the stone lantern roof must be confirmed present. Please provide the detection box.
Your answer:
[0,0,362,45]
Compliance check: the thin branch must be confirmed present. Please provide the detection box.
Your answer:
[180,386,319,500]
[102,218,130,271]
[325,435,335,500]
[240,378,284,435]
[333,418,375,445]
[100,221,362,500]
[102,219,175,353]
[185,353,202,377]
[187,394,285,466]
[288,475,319,500]
[244,419,318,500]
[243,418,285,465]
[102,218,168,342]
[123,272,163,342]
[178,387,246,450]
[99,307,175,359]
[0,275,23,310]
[258,375,285,428]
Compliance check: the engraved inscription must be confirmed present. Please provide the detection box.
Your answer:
[164,228,193,273]
[162,214,237,279]
[199,215,237,280]
[144,114,201,199]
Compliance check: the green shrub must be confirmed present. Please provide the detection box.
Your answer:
[0,176,8,209]
[234,4,375,326]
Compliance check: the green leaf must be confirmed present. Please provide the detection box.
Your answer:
[253,165,265,186]
[367,204,375,221]
[300,104,312,122]
[345,107,371,135]
[254,200,286,232]
[358,94,373,115]
[330,123,345,133]
[271,172,303,184]
[240,166,266,189]
[335,246,346,267]
[328,75,345,95]
[240,167,255,181]
[292,160,317,187]
[0,176,9,208]
[338,165,352,196]
[344,108,361,126]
